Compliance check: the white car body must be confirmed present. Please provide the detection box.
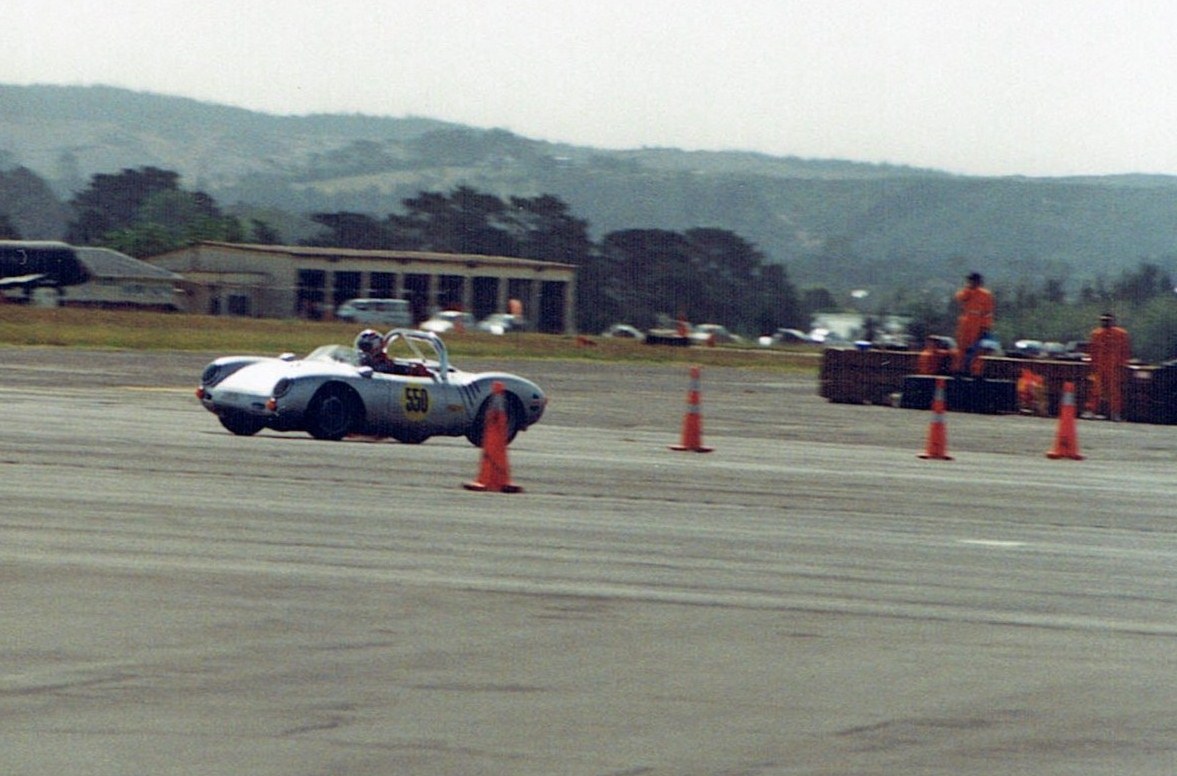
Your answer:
[197,329,546,445]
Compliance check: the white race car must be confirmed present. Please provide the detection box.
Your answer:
[196,329,546,445]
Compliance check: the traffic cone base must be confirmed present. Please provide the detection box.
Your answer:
[918,427,954,460]
[463,381,523,492]
[918,378,953,460]
[669,411,714,453]
[1045,446,1085,462]
[463,478,523,494]
[1046,381,1085,460]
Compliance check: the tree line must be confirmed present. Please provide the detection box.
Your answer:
[3,163,1177,361]
[303,188,803,334]
[2,165,808,335]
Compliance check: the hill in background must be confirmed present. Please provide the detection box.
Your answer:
[4,83,1177,298]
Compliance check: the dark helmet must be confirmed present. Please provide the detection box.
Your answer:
[355,329,384,354]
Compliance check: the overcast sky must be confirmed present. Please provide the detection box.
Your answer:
[8,0,1177,177]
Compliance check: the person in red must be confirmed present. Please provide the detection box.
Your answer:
[952,271,995,373]
[916,335,952,375]
[1087,312,1131,421]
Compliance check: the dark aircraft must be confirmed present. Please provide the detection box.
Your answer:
[0,241,91,290]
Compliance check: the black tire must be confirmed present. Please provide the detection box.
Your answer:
[305,385,359,440]
[465,393,522,447]
[391,427,429,444]
[218,410,265,436]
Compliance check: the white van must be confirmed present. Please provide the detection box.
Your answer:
[334,298,413,327]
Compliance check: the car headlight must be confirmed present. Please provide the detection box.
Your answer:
[272,378,293,399]
[201,364,221,386]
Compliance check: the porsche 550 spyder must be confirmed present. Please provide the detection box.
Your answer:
[196,329,547,445]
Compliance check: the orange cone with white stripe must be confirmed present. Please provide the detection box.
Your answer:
[670,365,714,452]
[918,377,953,460]
[464,381,523,492]
[1046,381,1085,460]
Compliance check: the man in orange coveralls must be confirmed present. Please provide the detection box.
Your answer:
[953,271,995,373]
[1087,312,1131,421]
[917,336,953,375]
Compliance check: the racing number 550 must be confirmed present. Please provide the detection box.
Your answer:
[402,385,430,420]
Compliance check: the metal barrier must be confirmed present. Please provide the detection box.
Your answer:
[819,347,1171,423]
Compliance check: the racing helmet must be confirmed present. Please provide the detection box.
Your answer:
[355,328,384,354]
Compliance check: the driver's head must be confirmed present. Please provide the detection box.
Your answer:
[355,329,383,355]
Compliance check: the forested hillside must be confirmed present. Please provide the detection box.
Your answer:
[4,83,1177,298]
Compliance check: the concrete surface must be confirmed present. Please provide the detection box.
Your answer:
[1,348,1175,775]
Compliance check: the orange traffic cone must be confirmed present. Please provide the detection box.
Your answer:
[1046,381,1085,460]
[918,377,953,460]
[670,365,714,452]
[463,381,523,492]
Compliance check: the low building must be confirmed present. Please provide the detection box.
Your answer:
[147,241,578,333]
[68,246,184,310]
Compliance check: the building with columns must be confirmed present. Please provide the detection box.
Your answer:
[148,241,578,333]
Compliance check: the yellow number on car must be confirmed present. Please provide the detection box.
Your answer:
[402,385,430,421]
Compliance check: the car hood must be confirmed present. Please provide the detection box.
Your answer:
[217,357,359,394]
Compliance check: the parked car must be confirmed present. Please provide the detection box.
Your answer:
[689,323,743,345]
[1010,339,1058,359]
[421,310,476,334]
[1061,341,1090,361]
[196,328,547,445]
[334,298,412,327]
[1011,339,1043,357]
[766,328,818,346]
[1040,341,1067,358]
[807,327,854,346]
[478,313,529,335]
[872,333,912,350]
[601,323,645,341]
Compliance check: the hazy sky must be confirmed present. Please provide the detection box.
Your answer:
[8,0,1177,177]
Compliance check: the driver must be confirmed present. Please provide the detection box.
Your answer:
[354,329,393,372]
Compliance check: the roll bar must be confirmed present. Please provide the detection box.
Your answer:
[381,328,450,381]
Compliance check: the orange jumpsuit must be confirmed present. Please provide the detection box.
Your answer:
[1089,324,1131,417]
[917,346,943,375]
[953,285,994,372]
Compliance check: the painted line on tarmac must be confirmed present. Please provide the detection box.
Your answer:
[957,539,1027,548]
[119,386,194,393]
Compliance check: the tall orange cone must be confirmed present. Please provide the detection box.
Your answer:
[918,377,953,460]
[1046,380,1085,460]
[670,365,714,452]
[464,381,523,492]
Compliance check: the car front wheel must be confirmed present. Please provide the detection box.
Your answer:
[306,386,359,440]
[218,409,265,436]
[466,393,522,447]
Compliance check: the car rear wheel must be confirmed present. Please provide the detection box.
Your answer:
[218,409,265,436]
[465,393,522,447]
[306,385,359,440]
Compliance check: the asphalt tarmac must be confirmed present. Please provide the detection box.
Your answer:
[2,348,1176,775]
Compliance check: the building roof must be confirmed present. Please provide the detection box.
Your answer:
[159,241,577,271]
[0,240,72,251]
[74,246,183,280]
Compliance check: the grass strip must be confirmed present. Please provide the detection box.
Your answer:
[0,306,821,372]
